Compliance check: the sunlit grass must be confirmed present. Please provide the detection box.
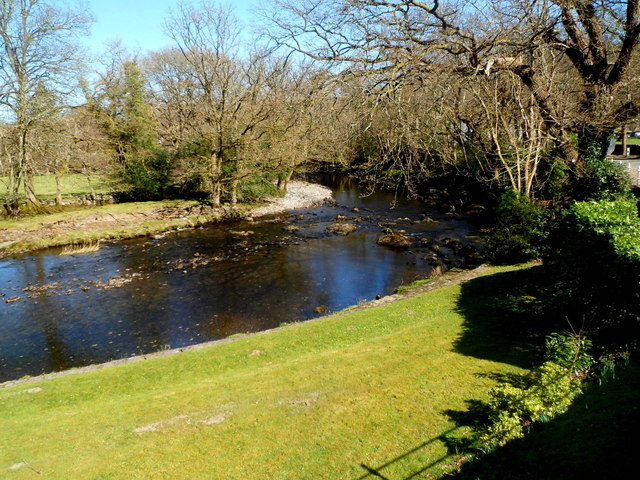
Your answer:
[0,264,533,479]
[0,173,112,198]
[394,278,432,294]
[617,137,640,146]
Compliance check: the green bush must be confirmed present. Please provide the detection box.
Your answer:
[545,333,594,375]
[117,149,174,201]
[235,174,281,202]
[481,362,582,447]
[485,190,553,264]
[571,143,633,201]
[480,333,590,448]
[547,200,640,337]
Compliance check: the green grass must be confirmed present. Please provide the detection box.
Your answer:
[451,357,640,479]
[0,264,536,479]
[0,174,112,199]
[617,137,640,146]
[394,278,432,294]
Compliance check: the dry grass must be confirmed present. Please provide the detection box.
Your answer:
[59,240,102,256]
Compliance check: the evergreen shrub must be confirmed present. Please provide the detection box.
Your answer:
[485,190,553,264]
[547,200,640,343]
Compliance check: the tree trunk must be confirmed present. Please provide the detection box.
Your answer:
[210,151,222,207]
[280,170,294,193]
[4,164,22,215]
[24,172,43,211]
[230,179,238,205]
[622,126,628,157]
[55,173,64,206]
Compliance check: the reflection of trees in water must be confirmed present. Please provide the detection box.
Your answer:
[23,255,71,373]
[303,234,422,311]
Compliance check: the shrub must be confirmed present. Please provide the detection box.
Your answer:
[480,333,590,448]
[571,143,633,201]
[545,333,594,376]
[481,362,582,447]
[235,174,281,202]
[117,149,174,201]
[485,190,554,264]
[546,200,640,341]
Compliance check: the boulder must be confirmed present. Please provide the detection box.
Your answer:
[377,232,414,249]
[327,223,357,236]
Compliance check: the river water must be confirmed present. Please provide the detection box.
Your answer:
[0,177,482,382]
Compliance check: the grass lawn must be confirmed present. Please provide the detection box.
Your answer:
[0,174,112,199]
[0,264,541,479]
[618,137,640,145]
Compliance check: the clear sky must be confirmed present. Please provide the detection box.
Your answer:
[83,0,260,56]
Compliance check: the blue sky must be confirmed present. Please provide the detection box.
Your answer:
[83,0,259,55]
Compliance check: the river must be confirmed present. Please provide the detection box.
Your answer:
[0,177,482,382]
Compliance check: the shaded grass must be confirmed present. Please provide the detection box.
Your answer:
[0,264,534,479]
[450,357,640,479]
[455,264,553,369]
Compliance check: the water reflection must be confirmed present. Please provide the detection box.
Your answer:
[0,178,481,381]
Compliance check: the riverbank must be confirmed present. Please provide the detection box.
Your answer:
[0,265,492,389]
[0,263,535,479]
[0,181,332,258]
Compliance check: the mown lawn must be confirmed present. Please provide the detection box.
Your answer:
[0,265,539,479]
[0,174,112,199]
[618,137,640,145]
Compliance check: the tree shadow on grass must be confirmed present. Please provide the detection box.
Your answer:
[454,265,556,369]
[447,358,640,479]
[354,360,640,480]
[354,426,462,480]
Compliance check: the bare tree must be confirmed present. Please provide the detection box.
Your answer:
[268,0,640,184]
[163,2,299,206]
[0,0,91,214]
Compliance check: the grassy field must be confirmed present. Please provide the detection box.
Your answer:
[0,264,543,479]
[0,174,112,199]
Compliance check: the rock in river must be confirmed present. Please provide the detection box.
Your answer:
[327,223,357,236]
[377,232,414,249]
